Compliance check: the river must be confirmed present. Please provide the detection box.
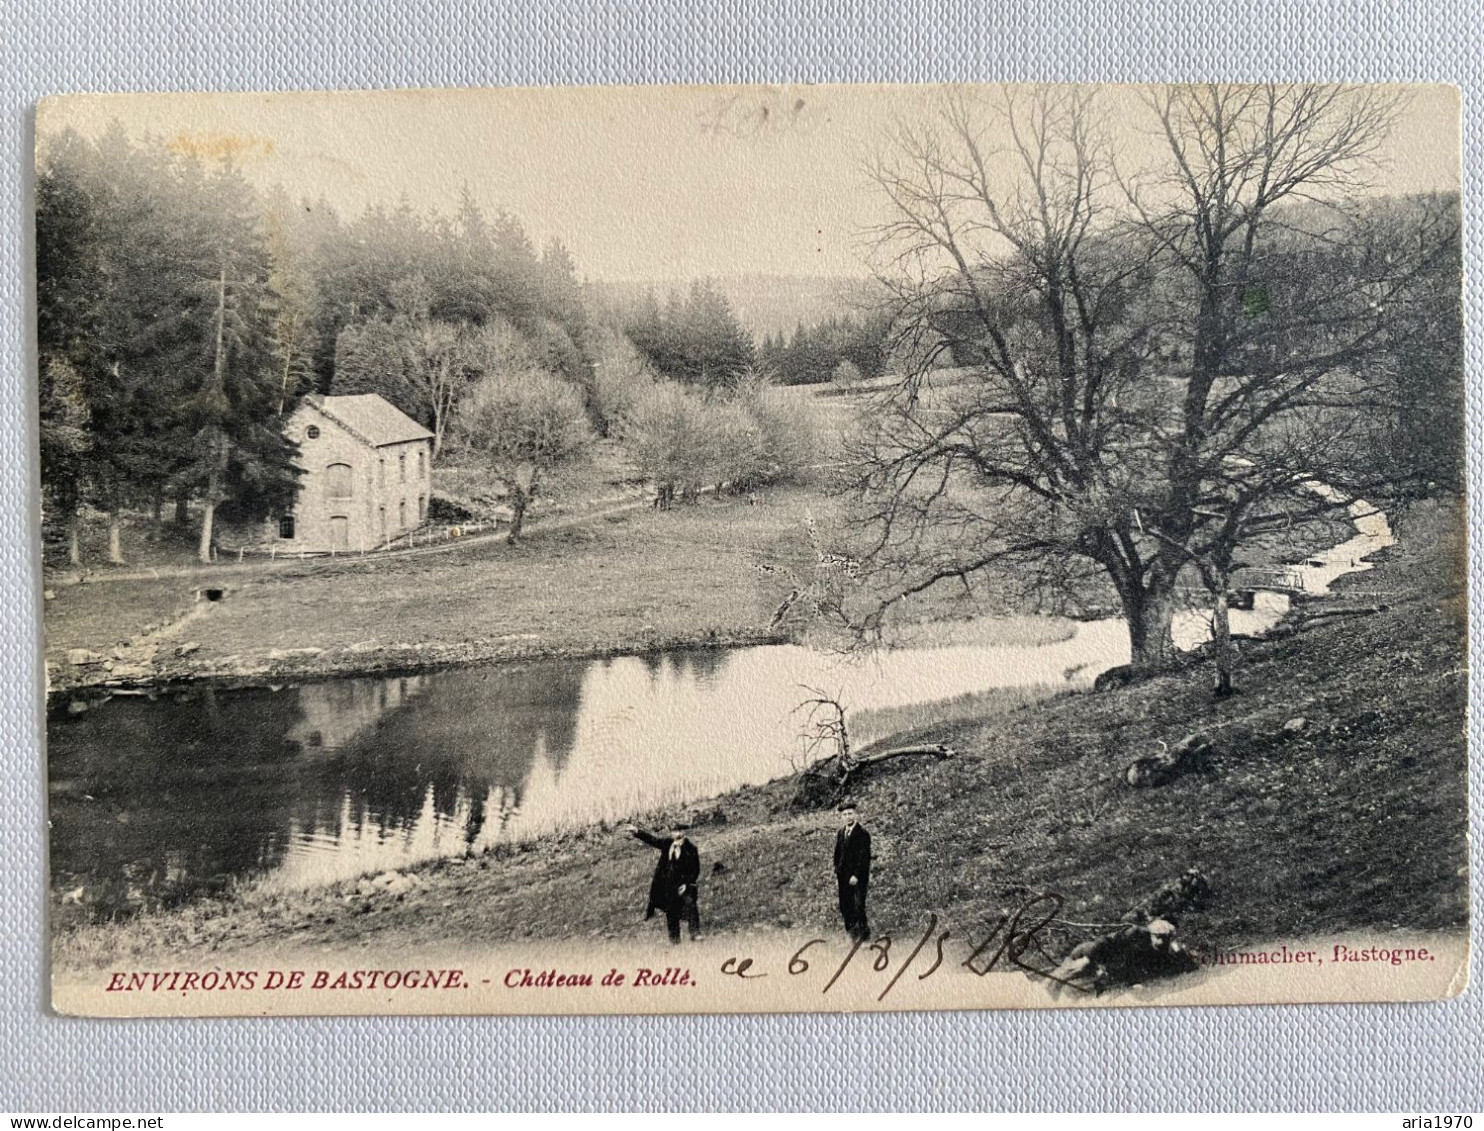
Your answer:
[46,501,1394,921]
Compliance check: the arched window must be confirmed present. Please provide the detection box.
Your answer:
[418,449,426,479]
[306,425,320,440]
[378,458,386,488]
[326,463,353,499]
[399,452,407,483]
[398,499,406,529]
[279,514,295,540]
[418,495,427,521]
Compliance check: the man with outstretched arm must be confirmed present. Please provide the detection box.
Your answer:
[623,820,702,944]
[833,800,872,941]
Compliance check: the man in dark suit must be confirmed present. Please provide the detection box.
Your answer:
[833,800,871,941]
[624,821,702,944]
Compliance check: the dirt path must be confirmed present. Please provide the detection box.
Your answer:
[44,487,813,694]
[44,494,655,587]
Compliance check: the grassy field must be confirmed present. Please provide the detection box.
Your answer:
[41,471,1121,694]
[44,373,1352,694]
[54,500,1470,972]
[44,485,835,691]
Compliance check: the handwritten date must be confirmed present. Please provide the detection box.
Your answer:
[719,893,1085,1002]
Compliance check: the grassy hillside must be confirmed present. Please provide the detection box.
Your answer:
[56,500,1469,970]
[44,488,822,692]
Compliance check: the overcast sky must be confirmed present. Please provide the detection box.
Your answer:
[37,84,1461,284]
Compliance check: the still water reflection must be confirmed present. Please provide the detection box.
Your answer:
[49,623,1137,921]
[48,494,1392,922]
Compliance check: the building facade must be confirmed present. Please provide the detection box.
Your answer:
[272,394,435,553]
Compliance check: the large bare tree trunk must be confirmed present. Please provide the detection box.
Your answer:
[174,488,189,526]
[106,513,124,565]
[507,492,527,544]
[277,335,298,416]
[199,262,229,567]
[197,490,217,564]
[1211,587,1234,697]
[1126,580,1179,672]
[197,445,224,565]
[1200,560,1236,696]
[431,398,446,461]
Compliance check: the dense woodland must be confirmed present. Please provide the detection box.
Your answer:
[37,90,1463,627]
[37,125,864,563]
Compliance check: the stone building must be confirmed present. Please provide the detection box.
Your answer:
[272,394,434,553]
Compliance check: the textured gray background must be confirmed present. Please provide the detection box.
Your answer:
[2,0,1481,1112]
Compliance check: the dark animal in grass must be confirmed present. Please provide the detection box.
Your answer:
[1048,918,1199,994]
[1124,734,1211,788]
[1049,868,1212,995]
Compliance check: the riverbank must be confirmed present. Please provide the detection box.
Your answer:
[44,488,822,696]
[43,476,1354,698]
[54,499,1469,975]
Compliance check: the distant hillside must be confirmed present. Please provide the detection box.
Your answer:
[590,274,882,339]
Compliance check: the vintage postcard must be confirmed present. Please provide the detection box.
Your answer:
[37,83,1468,1016]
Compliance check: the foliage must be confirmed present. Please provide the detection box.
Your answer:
[35,126,303,563]
[587,327,658,437]
[621,381,714,500]
[1357,194,1465,495]
[831,359,864,390]
[38,356,91,561]
[33,121,667,562]
[263,186,321,415]
[453,370,594,541]
[758,312,890,386]
[620,371,817,501]
[311,190,595,392]
[749,390,818,486]
[622,280,756,390]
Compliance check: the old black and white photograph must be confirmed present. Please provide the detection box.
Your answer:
[36,83,1468,1015]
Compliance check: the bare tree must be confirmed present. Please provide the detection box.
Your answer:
[588,327,657,437]
[622,381,712,506]
[454,370,592,543]
[265,203,318,417]
[388,276,466,460]
[789,684,953,805]
[847,84,1457,674]
[792,685,853,777]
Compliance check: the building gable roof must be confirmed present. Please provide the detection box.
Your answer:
[304,394,434,448]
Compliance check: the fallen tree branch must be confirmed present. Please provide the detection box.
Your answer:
[853,743,955,766]
[1048,917,1130,933]
[790,743,955,810]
